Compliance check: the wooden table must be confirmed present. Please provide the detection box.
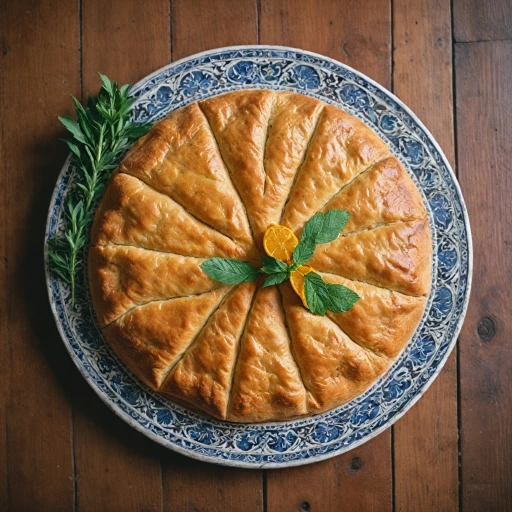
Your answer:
[1,0,511,510]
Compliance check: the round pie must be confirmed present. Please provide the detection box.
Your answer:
[89,89,432,423]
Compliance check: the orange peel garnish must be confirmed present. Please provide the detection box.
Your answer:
[263,225,298,263]
[290,265,315,308]
[263,225,315,308]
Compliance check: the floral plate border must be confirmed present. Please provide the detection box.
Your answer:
[44,46,472,468]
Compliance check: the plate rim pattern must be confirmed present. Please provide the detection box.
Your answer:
[44,45,473,468]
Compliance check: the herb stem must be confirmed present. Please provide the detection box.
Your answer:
[48,74,152,307]
[70,249,77,307]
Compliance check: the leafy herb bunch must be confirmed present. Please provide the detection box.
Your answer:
[48,74,151,305]
[201,210,360,316]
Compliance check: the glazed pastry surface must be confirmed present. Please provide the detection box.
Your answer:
[90,89,432,422]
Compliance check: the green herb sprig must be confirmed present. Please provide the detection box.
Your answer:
[200,210,360,316]
[48,74,152,306]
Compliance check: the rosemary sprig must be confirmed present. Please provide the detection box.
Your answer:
[48,73,152,306]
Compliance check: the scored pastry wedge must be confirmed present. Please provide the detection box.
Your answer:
[118,103,257,258]
[320,273,427,359]
[103,288,230,390]
[228,286,308,422]
[199,90,274,248]
[160,281,258,420]
[281,104,390,233]
[200,90,324,248]
[280,282,389,413]
[309,218,432,296]
[92,173,249,260]
[320,155,426,235]
[89,245,225,327]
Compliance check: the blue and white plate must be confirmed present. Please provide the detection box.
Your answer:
[45,46,472,468]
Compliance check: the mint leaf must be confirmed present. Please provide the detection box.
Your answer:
[325,283,360,312]
[260,255,288,274]
[263,272,289,288]
[304,272,328,315]
[302,212,324,241]
[293,210,350,268]
[314,210,350,243]
[200,258,259,284]
[293,238,316,266]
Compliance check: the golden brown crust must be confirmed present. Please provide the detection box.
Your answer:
[321,273,427,359]
[160,281,257,420]
[281,104,390,233]
[228,286,307,422]
[310,219,432,296]
[320,156,427,234]
[118,102,257,258]
[280,283,388,413]
[89,245,223,327]
[90,89,433,423]
[103,288,230,389]
[91,173,248,260]
[200,91,324,249]
[199,90,275,248]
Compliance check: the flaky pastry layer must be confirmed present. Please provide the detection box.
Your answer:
[89,89,432,422]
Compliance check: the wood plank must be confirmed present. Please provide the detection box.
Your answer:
[266,433,391,512]
[163,1,263,510]
[260,1,392,510]
[73,379,164,512]
[0,141,7,512]
[456,40,512,512]
[82,0,171,94]
[260,0,391,87]
[171,0,258,60]
[0,0,79,509]
[163,451,263,511]
[453,0,512,43]
[74,1,171,509]
[392,1,459,511]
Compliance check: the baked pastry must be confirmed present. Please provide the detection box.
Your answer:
[89,89,431,423]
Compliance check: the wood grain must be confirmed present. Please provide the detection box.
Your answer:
[73,382,164,512]
[260,0,391,87]
[260,2,392,509]
[453,0,512,43]
[163,1,263,510]
[0,0,80,509]
[82,0,171,94]
[267,433,391,512]
[456,40,512,512]
[171,0,258,61]
[392,1,459,510]
[163,452,263,511]
[74,1,171,510]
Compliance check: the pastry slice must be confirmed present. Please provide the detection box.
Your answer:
[310,218,432,296]
[321,273,427,358]
[225,92,322,247]
[280,283,388,413]
[281,104,390,232]
[103,288,229,389]
[89,245,225,327]
[118,103,256,257]
[91,173,248,260]
[319,156,426,235]
[199,89,275,246]
[228,286,307,422]
[160,282,257,420]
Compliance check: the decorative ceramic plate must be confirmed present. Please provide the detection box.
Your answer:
[45,46,472,468]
